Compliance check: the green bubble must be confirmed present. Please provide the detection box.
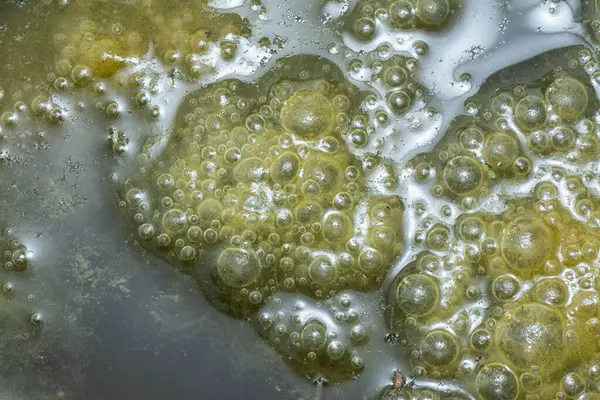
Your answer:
[216,247,262,288]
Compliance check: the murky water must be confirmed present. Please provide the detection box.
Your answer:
[2,0,600,399]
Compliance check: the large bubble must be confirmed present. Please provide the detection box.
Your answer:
[215,247,262,289]
[497,303,566,374]
[443,155,483,195]
[420,330,459,367]
[500,217,557,277]
[545,76,588,122]
[281,90,335,138]
[394,273,440,317]
[476,363,519,400]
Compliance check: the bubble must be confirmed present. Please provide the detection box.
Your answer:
[529,131,550,154]
[515,95,548,132]
[187,226,203,243]
[222,147,241,165]
[491,92,514,113]
[322,212,354,245]
[156,173,175,191]
[271,152,300,184]
[414,163,432,181]
[105,101,121,118]
[135,92,150,107]
[162,209,188,234]
[234,157,267,183]
[551,126,576,151]
[470,328,491,350]
[483,132,519,172]
[215,247,262,288]
[280,90,334,138]
[420,330,459,367]
[458,217,485,242]
[291,202,322,226]
[476,363,519,400]
[50,107,65,124]
[395,273,439,316]
[274,255,293,272]
[384,66,408,87]
[301,154,344,194]
[245,114,265,133]
[351,355,364,370]
[500,217,556,277]
[7,247,27,272]
[443,156,483,195]
[350,129,368,147]
[354,18,376,40]
[413,41,428,56]
[350,324,368,344]
[358,248,384,274]
[220,40,237,60]
[561,373,586,397]
[512,157,531,175]
[248,290,263,305]
[416,0,450,25]
[520,372,541,393]
[31,95,51,116]
[197,198,223,222]
[327,340,345,360]
[498,303,566,373]
[426,225,450,250]
[492,274,520,301]
[30,313,43,326]
[138,223,155,240]
[389,1,416,28]
[577,134,600,158]
[333,94,350,110]
[301,319,328,351]
[387,90,412,113]
[460,127,484,150]
[545,76,588,121]
[2,282,13,294]
[156,233,171,247]
[179,245,196,261]
[368,225,397,251]
[149,105,161,119]
[71,64,92,87]
[332,192,353,212]
[276,209,294,228]
[532,278,568,307]
[54,77,69,91]
[308,256,337,285]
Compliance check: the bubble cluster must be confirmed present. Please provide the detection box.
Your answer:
[122,56,405,322]
[464,50,598,165]
[387,253,464,378]
[0,0,256,148]
[386,195,600,398]
[0,229,45,330]
[407,119,530,201]
[347,0,461,41]
[253,292,372,381]
[52,1,250,80]
[11,2,599,397]
[583,1,600,44]
[10,0,600,398]
[372,55,421,115]
[53,18,147,80]
[0,229,29,273]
